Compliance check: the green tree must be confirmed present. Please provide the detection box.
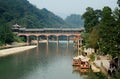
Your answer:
[88,26,100,50]
[0,24,14,45]
[82,7,101,51]
[113,8,120,57]
[82,7,101,33]
[99,6,117,56]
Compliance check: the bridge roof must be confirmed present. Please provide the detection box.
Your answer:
[19,28,84,32]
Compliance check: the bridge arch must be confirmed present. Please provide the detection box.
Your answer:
[15,28,84,45]
[48,35,58,41]
[38,35,47,40]
[18,35,27,42]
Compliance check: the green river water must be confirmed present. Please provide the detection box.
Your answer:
[0,41,87,79]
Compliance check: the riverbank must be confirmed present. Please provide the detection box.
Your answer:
[0,45,37,57]
[0,42,27,49]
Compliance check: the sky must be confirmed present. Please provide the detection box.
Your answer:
[28,0,118,19]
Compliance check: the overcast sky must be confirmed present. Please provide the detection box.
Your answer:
[28,0,118,19]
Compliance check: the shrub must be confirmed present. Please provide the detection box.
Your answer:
[90,53,95,61]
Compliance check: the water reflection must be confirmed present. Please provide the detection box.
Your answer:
[72,50,90,79]
[46,43,49,55]
[0,41,85,79]
[72,66,90,77]
[35,46,40,55]
[56,42,59,54]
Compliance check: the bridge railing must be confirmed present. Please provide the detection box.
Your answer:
[17,32,81,37]
[18,30,82,34]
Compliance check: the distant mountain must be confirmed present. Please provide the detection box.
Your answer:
[0,0,67,28]
[55,12,69,19]
[65,14,84,28]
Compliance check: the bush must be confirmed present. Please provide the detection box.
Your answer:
[88,72,107,79]
[89,53,95,61]
[0,41,4,46]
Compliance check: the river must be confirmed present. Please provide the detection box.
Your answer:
[0,41,85,79]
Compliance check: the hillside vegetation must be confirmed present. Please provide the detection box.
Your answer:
[0,0,67,28]
[65,14,84,28]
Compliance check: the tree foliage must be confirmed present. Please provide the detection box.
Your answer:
[99,7,117,56]
[82,7,101,33]
[88,26,100,49]
[82,7,101,51]
[82,5,120,57]
[0,24,14,45]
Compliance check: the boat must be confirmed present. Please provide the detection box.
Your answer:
[72,59,81,66]
[72,55,90,69]
[80,61,90,69]
[72,55,84,66]
[80,57,90,69]
[72,56,80,66]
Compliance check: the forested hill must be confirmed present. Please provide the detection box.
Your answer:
[65,14,84,28]
[0,0,67,28]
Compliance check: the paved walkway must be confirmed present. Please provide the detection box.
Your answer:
[94,60,110,71]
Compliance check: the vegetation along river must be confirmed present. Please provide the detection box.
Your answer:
[0,41,86,79]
